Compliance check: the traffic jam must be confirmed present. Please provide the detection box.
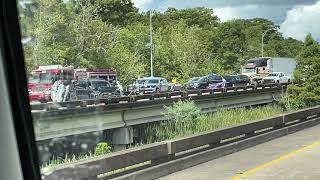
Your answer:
[28,57,295,103]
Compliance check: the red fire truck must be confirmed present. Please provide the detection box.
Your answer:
[28,65,74,102]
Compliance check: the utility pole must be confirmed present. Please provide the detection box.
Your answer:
[261,28,273,57]
[149,10,153,77]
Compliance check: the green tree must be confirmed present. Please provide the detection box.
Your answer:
[285,34,320,109]
[154,22,217,82]
[25,0,74,72]
[94,0,139,26]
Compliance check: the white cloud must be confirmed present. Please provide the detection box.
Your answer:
[280,1,320,41]
[212,5,290,23]
[132,0,154,11]
[213,5,259,22]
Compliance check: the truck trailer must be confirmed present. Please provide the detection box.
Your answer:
[241,57,296,84]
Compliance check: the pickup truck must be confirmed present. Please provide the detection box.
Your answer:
[261,72,291,84]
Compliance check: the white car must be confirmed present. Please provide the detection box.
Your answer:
[128,77,171,93]
[262,72,291,84]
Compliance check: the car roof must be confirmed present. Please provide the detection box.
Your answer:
[140,77,165,80]
[141,76,163,79]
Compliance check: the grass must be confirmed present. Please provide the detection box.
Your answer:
[142,103,285,144]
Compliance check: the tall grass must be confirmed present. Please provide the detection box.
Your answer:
[143,100,284,143]
[42,142,112,171]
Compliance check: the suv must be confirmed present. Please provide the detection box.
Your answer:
[236,74,251,85]
[77,79,120,99]
[196,74,225,89]
[129,77,170,93]
[207,73,226,89]
[222,75,238,87]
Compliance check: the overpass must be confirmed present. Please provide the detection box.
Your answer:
[33,84,284,162]
[32,84,283,141]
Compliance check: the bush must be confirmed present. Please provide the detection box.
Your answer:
[94,142,112,156]
[163,99,201,123]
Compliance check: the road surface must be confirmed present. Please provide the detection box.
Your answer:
[158,124,320,180]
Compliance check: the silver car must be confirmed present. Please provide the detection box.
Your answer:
[129,77,170,93]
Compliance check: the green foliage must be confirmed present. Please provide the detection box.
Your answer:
[20,1,304,82]
[43,142,112,170]
[94,0,139,26]
[143,104,284,143]
[164,100,201,123]
[285,34,320,109]
[94,142,112,156]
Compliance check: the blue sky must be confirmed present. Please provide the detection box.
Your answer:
[132,0,320,41]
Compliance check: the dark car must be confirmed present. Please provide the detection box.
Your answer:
[236,75,251,85]
[196,76,210,89]
[186,77,201,89]
[76,79,120,99]
[207,74,226,89]
[222,75,238,87]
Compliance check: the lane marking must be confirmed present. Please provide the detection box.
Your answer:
[229,139,320,180]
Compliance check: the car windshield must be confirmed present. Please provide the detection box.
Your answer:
[223,76,232,81]
[199,77,207,82]
[268,73,279,77]
[137,79,146,84]
[28,73,56,84]
[189,77,200,83]
[91,81,110,88]
[242,68,255,73]
[238,75,248,78]
[148,79,159,84]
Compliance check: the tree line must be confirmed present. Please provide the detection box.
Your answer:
[20,0,304,85]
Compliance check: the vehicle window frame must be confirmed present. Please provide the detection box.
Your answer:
[0,0,41,179]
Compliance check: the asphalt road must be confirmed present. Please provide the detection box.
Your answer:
[158,124,320,180]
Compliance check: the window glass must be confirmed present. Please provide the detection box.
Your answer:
[16,0,318,179]
[148,79,159,84]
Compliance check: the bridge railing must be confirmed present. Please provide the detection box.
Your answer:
[41,105,320,180]
[31,83,282,111]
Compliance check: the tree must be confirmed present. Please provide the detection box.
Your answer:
[94,0,139,26]
[25,0,74,72]
[285,34,320,109]
[153,22,217,82]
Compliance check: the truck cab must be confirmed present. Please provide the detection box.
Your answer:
[241,57,271,84]
[28,65,74,102]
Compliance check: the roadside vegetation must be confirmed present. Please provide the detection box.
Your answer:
[43,101,285,169]
[42,142,112,170]
[281,34,320,110]
[142,100,284,144]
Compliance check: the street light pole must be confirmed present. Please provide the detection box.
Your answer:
[261,29,273,57]
[149,10,153,77]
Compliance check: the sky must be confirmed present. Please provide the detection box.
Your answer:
[132,0,320,41]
